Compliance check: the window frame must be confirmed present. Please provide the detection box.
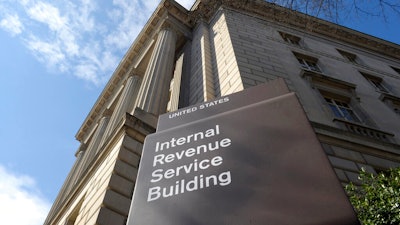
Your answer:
[279,31,301,46]
[380,93,400,116]
[300,70,367,124]
[360,72,390,93]
[391,66,400,76]
[323,96,362,123]
[294,52,322,73]
[337,49,358,64]
[393,104,400,115]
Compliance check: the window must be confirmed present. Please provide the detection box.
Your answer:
[294,53,321,72]
[337,49,358,64]
[361,72,389,93]
[279,32,300,45]
[300,69,362,123]
[381,94,400,116]
[391,66,400,75]
[301,65,394,142]
[394,104,400,115]
[387,100,400,116]
[324,97,361,122]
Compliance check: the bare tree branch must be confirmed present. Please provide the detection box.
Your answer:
[265,0,400,24]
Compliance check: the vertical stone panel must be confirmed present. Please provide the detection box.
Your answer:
[210,11,244,97]
[189,21,215,104]
[168,51,184,111]
[177,42,192,108]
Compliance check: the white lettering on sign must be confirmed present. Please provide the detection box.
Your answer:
[147,171,231,202]
[153,138,231,166]
[151,156,224,182]
[155,125,221,152]
[147,124,233,202]
[168,97,229,119]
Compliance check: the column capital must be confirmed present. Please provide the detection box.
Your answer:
[102,108,113,117]
[157,26,178,41]
[157,12,192,40]
[160,23,176,33]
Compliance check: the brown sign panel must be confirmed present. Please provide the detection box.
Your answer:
[157,78,290,131]
[127,80,359,225]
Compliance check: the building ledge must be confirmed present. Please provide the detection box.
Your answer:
[301,69,356,91]
[380,92,400,102]
[310,120,400,157]
[333,118,395,143]
[76,0,400,143]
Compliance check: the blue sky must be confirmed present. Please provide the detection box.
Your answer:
[0,0,398,224]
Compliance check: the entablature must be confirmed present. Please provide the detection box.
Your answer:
[76,0,191,142]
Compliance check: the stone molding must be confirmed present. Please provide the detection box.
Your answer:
[76,0,400,142]
[190,0,400,60]
[135,28,177,115]
[75,0,190,142]
[311,121,400,157]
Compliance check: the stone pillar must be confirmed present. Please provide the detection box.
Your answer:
[198,21,215,102]
[136,28,177,115]
[100,76,141,147]
[77,115,110,178]
[189,21,214,105]
[167,51,184,112]
[60,145,85,197]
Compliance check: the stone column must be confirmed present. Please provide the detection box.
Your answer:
[45,145,85,218]
[100,75,141,147]
[62,146,85,195]
[136,28,177,115]
[77,115,110,178]
[189,21,214,104]
[167,51,184,112]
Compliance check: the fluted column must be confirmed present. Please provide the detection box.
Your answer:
[100,75,141,147]
[77,115,110,178]
[189,21,214,104]
[136,28,177,115]
[45,145,85,219]
[62,146,85,195]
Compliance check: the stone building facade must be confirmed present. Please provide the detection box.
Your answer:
[44,0,400,224]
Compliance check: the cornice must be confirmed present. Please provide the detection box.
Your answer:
[75,0,190,142]
[76,0,400,142]
[190,0,400,61]
[311,121,400,158]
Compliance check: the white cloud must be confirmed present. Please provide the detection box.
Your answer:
[26,1,79,57]
[27,2,67,31]
[2,0,195,85]
[104,0,154,51]
[0,14,24,36]
[15,0,155,85]
[26,37,66,69]
[75,63,100,85]
[73,0,96,32]
[0,165,51,225]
